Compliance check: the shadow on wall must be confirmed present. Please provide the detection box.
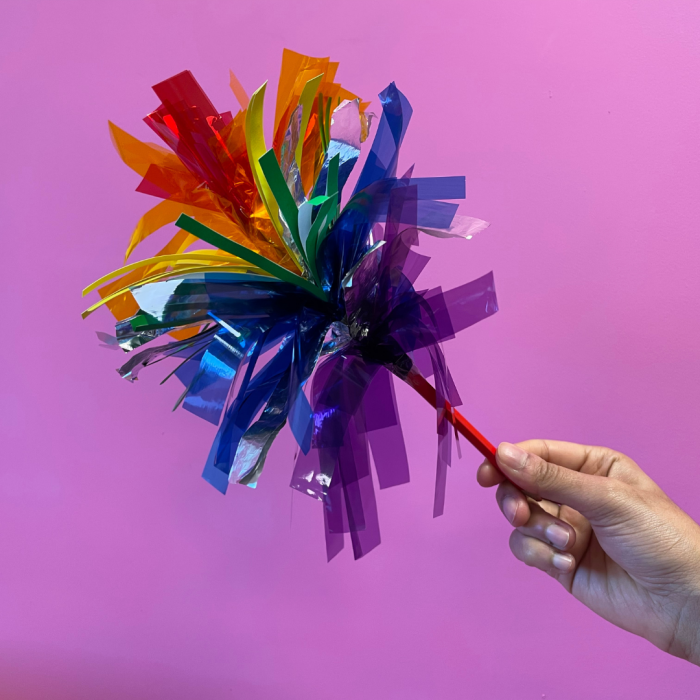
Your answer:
[0,648,283,700]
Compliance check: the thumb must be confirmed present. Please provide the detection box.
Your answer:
[496,442,622,522]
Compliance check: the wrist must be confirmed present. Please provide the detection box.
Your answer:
[676,590,700,666]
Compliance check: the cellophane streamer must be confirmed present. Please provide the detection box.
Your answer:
[83,50,498,560]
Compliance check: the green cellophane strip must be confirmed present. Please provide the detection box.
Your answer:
[306,194,337,286]
[312,153,342,269]
[326,152,339,198]
[175,214,327,301]
[314,195,339,256]
[258,149,304,262]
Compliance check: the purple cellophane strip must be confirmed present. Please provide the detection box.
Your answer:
[335,415,381,560]
[425,271,499,343]
[362,367,410,489]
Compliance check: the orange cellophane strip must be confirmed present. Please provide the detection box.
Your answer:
[110,119,296,271]
[272,51,370,196]
[228,69,249,109]
[109,121,189,178]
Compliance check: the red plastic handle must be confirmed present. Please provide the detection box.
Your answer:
[403,369,498,466]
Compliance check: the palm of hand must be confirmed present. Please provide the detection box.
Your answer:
[550,498,682,652]
[560,456,700,654]
[478,440,700,663]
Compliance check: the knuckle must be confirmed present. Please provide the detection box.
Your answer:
[527,455,560,492]
[585,477,635,521]
[601,477,631,506]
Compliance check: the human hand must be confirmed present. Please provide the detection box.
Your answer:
[477,440,700,665]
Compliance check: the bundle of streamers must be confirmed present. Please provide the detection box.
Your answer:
[83,50,499,560]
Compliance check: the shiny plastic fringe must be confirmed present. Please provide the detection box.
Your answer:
[87,52,498,561]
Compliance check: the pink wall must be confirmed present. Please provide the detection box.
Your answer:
[2,1,700,697]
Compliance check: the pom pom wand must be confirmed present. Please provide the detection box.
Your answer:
[84,50,501,559]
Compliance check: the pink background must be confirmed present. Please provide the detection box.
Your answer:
[2,0,700,697]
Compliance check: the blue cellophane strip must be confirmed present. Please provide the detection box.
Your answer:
[174,347,206,386]
[344,190,459,229]
[312,141,360,201]
[409,176,465,200]
[234,308,328,485]
[416,201,459,229]
[289,387,313,454]
[316,203,373,306]
[181,328,244,425]
[220,326,296,471]
[202,326,271,493]
[232,364,294,488]
[203,307,330,492]
[353,83,413,195]
[128,275,327,333]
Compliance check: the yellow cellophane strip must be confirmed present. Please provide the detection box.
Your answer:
[245,83,282,234]
[83,263,264,320]
[83,250,257,296]
[99,229,196,322]
[294,74,323,171]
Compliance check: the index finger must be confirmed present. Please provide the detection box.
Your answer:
[476,459,506,487]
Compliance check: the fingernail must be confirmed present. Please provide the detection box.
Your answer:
[546,524,570,549]
[502,496,518,524]
[498,443,528,471]
[552,553,574,572]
